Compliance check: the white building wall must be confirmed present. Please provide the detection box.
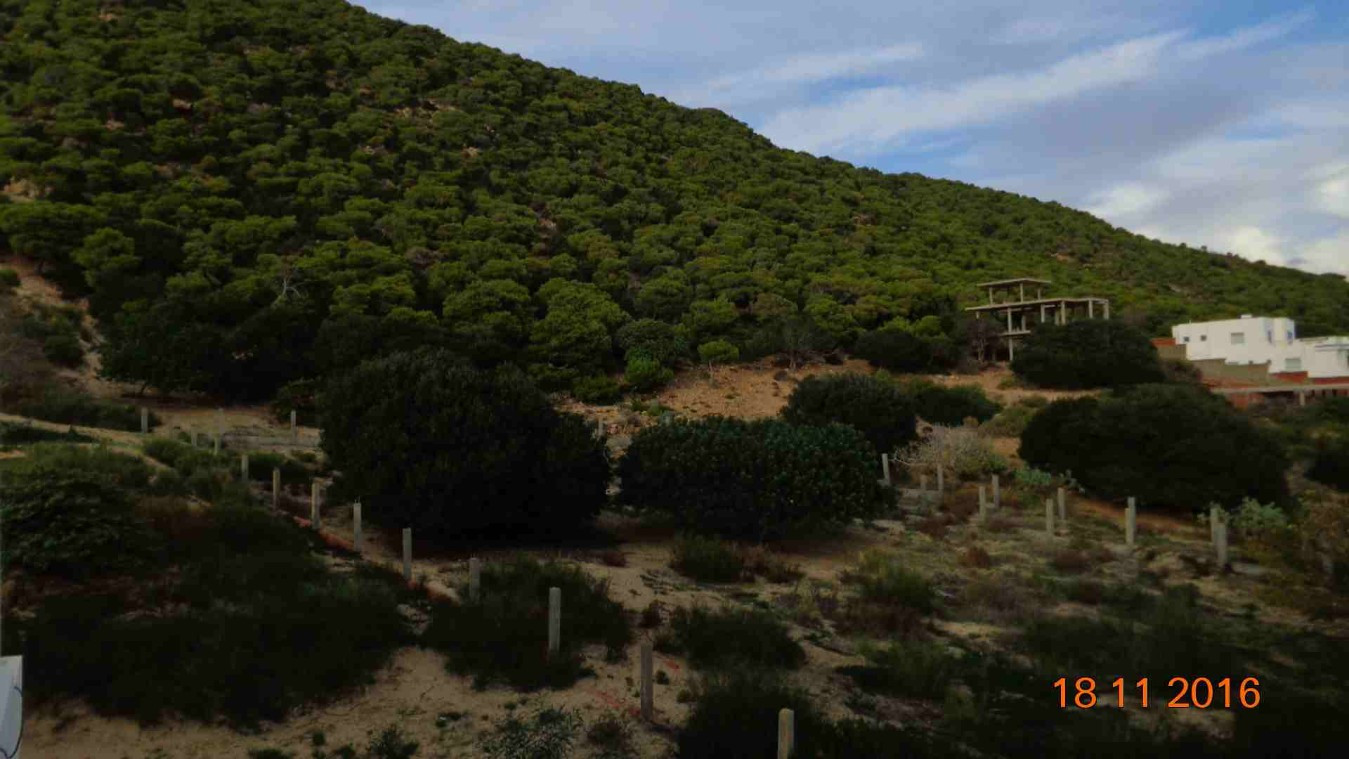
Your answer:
[1171,316,1349,379]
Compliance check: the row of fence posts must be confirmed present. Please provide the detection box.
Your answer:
[878,457,1231,568]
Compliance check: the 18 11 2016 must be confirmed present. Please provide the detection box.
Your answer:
[1053,677,1260,709]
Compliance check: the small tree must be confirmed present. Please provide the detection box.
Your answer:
[320,349,609,540]
[1011,320,1165,389]
[781,373,917,453]
[698,339,739,374]
[1020,384,1288,509]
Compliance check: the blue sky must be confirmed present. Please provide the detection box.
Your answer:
[359,1,1349,275]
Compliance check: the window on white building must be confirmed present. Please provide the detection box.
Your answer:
[1200,335,1207,342]
[1230,332,1245,345]
[1285,358,1302,372]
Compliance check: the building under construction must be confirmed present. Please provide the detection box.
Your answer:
[964,278,1111,361]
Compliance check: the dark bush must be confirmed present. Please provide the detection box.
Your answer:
[854,329,953,372]
[679,670,937,759]
[0,447,158,577]
[781,372,917,452]
[618,417,887,540]
[320,350,609,540]
[616,318,686,365]
[271,377,319,426]
[571,373,622,404]
[656,606,804,670]
[839,640,959,700]
[42,331,84,367]
[623,353,674,392]
[0,267,18,289]
[1308,436,1349,491]
[422,557,630,690]
[900,379,1001,425]
[1020,384,1288,509]
[1011,320,1165,389]
[671,534,745,582]
[0,421,92,447]
[10,388,158,431]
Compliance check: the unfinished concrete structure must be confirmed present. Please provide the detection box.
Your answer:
[964,278,1111,360]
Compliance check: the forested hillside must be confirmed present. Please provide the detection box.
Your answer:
[2,0,1347,399]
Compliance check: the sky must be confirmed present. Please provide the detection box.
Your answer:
[358,1,1349,276]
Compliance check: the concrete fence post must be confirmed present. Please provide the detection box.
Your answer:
[213,429,221,455]
[353,502,362,554]
[919,474,928,492]
[1044,499,1055,535]
[1209,505,1220,545]
[140,406,149,434]
[240,454,249,481]
[548,586,562,658]
[880,454,891,486]
[402,528,412,583]
[469,557,482,602]
[191,430,199,448]
[310,480,321,530]
[290,409,298,441]
[1215,518,1229,570]
[640,640,654,721]
[777,708,795,759]
[271,468,280,509]
[978,485,988,522]
[1056,487,1067,528]
[992,474,1001,508]
[936,465,945,495]
[1125,497,1137,547]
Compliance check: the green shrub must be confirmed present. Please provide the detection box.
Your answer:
[839,640,959,700]
[10,388,157,431]
[657,606,804,670]
[144,437,218,474]
[572,373,622,404]
[243,450,312,485]
[0,421,92,447]
[271,378,319,426]
[781,372,917,452]
[321,350,609,540]
[697,339,739,368]
[623,353,674,392]
[843,550,936,613]
[679,670,935,758]
[618,417,887,540]
[900,379,1001,425]
[616,318,686,366]
[1011,320,1165,389]
[854,329,954,372]
[670,534,746,582]
[422,558,630,690]
[1308,435,1349,491]
[0,267,18,289]
[42,331,84,367]
[979,397,1047,437]
[0,448,157,577]
[12,504,412,726]
[1020,385,1288,509]
[483,707,579,759]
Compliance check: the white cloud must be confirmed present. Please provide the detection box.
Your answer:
[1087,183,1170,219]
[1225,225,1285,264]
[1174,10,1312,61]
[679,43,924,108]
[1298,232,1349,274]
[1313,167,1349,219]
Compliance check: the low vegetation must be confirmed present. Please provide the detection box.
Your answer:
[897,425,1009,479]
[894,377,1002,426]
[618,416,887,540]
[0,420,92,448]
[656,606,805,670]
[780,372,917,452]
[6,387,158,432]
[421,557,630,690]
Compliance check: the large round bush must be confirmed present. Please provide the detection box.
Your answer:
[902,379,1001,425]
[1308,436,1349,491]
[320,349,609,539]
[781,373,917,452]
[1020,384,1288,509]
[617,417,887,540]
[1011,320,1165,389]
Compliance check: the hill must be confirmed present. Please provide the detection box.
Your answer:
[2,0,1347,399]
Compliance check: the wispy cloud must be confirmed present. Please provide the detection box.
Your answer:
[675,43,923,109]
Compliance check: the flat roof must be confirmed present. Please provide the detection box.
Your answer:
[975,278,1052,288]
[964,296,1110,312]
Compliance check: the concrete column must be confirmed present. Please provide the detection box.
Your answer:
[353,502,362,554]
[140,407,149,434]
[402,527,412,582]
[778,708,795,759]
[271,468,280,509]
[640,640,654,721]
[880,454,891,486]
[1298,391,1307,407]
[548,586,562,658]
[1125,497,1137,547]
[469,557,482,602]
[1045,499,1055,534]
[992,474,1001,508]
[1009,337,1016,362]
[310,480,321,530]
[1088,300,1095,319]
[1103,300,1110,320]
[1215,520,1229,570]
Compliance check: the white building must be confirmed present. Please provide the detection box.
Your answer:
[1172,315,1349,379]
